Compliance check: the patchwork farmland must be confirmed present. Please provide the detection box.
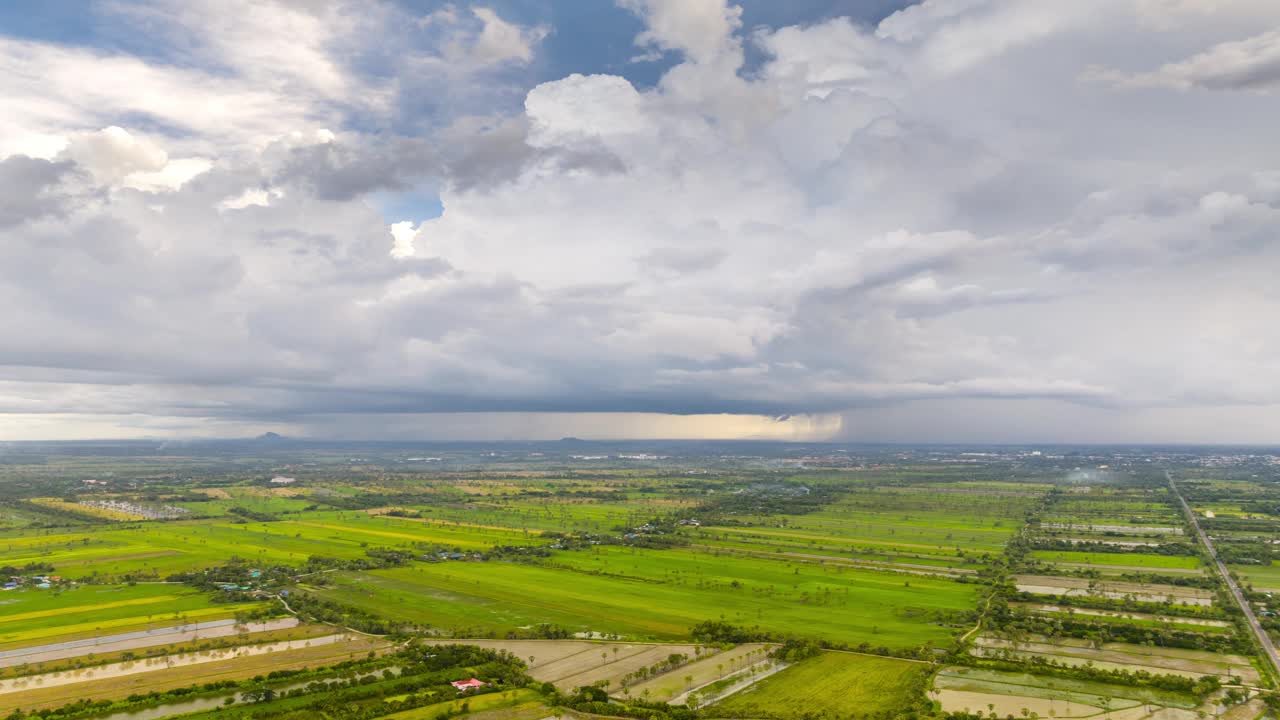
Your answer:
[0,444,1277,719]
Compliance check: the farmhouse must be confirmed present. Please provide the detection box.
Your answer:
[450,678,485,692]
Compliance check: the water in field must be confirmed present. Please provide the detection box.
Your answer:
[90,667,398,720]
[0,634,351,694]
[0,618,299,669]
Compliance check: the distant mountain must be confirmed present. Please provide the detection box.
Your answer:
[256,432,286,442]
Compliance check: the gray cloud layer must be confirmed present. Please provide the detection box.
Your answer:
[2,0,1280,441]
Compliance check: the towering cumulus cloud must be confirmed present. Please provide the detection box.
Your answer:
[0,0,1278,442]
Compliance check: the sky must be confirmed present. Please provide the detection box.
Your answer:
[2,0,1279,444]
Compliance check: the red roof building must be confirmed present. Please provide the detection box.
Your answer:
[450,678,486,692]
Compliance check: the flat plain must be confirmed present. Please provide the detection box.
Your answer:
[0,445,1275,720]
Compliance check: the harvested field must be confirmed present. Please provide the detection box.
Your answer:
[1220,699,1266,720]
[933,689,1182,720]
[28,498,142,521]
[1029,551,1201,571]
[935,689,1109,718]
[693,545,974,578]
[416,638,711,691]
[973,635,1258,683]
[1060,538,1162,547]
[0,633,364,694]
[1013,603,1231,628]
[1047,562,1204,576]
[0,617,302,669]
[553,643,703,690]
[624,643,773,702]
[1042,523,1183,535]
[417,638,603,669]
[1014,575,1214,605]
[0,634,387,713]
[194,488,231,499]
[933,666,1199,718]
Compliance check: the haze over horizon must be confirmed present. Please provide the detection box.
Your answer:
[3,0,1279,444]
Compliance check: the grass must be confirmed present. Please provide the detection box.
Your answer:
[0,511,548,581]
[1029,550,1201,569]
[416,495,700,534]
[0,624,333,680]
[312,545,975,647]
[0,635,386,713]
[1017,606,1231,634]
[714,490,1034,555]
[1232,562,1280,591]
[0,584,263,648]
[934,666,1198,711]
[706,651,927,718]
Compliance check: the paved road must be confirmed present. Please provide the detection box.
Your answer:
[1167,470,1280,678]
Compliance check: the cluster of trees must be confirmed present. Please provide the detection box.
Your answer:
[771,637,823,662]
[379,508,423,518]
[167,557,293,600]
[504,623,574,640]
[548,684,700,720]
[990,612,1248,653]
[30,644,535,720]
[689,621,944,662]
[1112,572,1217,589]
[0,561,54,576]
[9,499,96,527]
[967,653,1224,694]
[226,505,279,523]
[1008,589,1228,619]
[616,653,692,689]
[292,548,419,576]
[1202,517,1280,533]
[1027,538,1196,555]
[0,660,374,720]
[1217,539,1280,565]
[697,483,835,524]
[19,643,539,720]
[306,490,457,512]
[284,592,397,636]
[691,620,778,644]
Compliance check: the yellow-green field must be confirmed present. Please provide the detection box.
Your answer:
[0,584,264,648]
[706,651,928,718]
